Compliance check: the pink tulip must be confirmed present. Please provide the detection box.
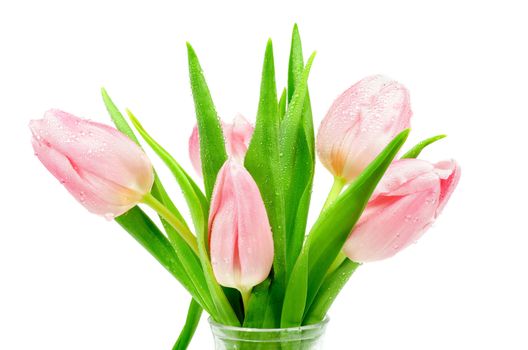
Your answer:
[208,159,274,292]
[30,109,154,219]
[317,75,412,182]
[343,159,460,262]
[189,114,254,176]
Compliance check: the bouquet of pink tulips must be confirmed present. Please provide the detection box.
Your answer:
[30,26,460,349]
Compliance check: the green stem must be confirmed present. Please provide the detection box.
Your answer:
[321,177,346,212]
[142,193,199,255]
[240,287,252,316]
[326,251,347,277]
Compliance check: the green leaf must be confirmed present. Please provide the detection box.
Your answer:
[128,110,239,326]
[283,25,317,276]
[278,88,287,120]
[173,299,202,350]
[287,24,304,104]
[303,259,360,325]
[101,87,140,144]
[101,88,191,229]
[281,245,309,327]
[401,134,447,159]
[103,90,209,341]
[287,24,315,157]
[186,43,228,199]
[127,110,207,231]
[303,129,410,309]
[280,52,315,161]
[244,40,288,301]
[281,51,316,275]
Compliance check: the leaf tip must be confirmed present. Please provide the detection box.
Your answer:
[293,23,300,36]
[401,128,411,138]
[186,42,197,58]
[125,108,137,123]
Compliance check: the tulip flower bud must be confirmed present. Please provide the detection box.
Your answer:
[343,159,460,262]
[317,75,412,182]
[30,109,154,219]
[189,114,254,176]
[208,160,274,293]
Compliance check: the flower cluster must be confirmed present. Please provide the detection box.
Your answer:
[30,26,460,347]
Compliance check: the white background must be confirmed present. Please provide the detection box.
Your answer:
[1,1,527,349]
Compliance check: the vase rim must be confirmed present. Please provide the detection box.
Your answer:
[208,315,329,333]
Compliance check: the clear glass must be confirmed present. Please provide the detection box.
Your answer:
[209,317,329,350]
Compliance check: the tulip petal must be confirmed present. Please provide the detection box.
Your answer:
[343,158,460,263]
[344,186,439,262]
[373,159,436,198]
[226,114,254,163]
[317,75,412,181]
[188,125,202,176]
[230,162,274,288]
[30,109,154,218]
[209,164,239,288]
[31,137,132,217]
[32,110,153,195]
[208,160,273,291]
[434,160,461,217]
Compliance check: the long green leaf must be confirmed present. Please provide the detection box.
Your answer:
[287,24,304,103]
[128,111,239,326]
[303,259,360,325]
[287,24,315,158]
[303,129,410,309]
[186,43,228,199]
[281,48,316,274]
[281,245,309,327]
[101,88,191,229]
[244,40,288,308]
[101,88,139,143]
[280,52,315,173]
[127,111,207,231]
[173,299,203,350]
[103,90,205,347]
[401,134,447,159]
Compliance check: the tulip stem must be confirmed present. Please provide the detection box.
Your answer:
[142,193,199,255]
[240,287,252,316]
[321,177,346,212]
[327,251,348,276]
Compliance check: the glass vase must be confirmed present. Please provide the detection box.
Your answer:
[209,317,329,350]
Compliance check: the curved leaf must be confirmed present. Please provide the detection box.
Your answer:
[402,134,446,159]
[128,110,239,326]
[303,129,410,310]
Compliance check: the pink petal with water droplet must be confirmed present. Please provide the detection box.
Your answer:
[208,160,273,291]
[30,109,154,218]
[343,158,460,262]
[317,75,412,182]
